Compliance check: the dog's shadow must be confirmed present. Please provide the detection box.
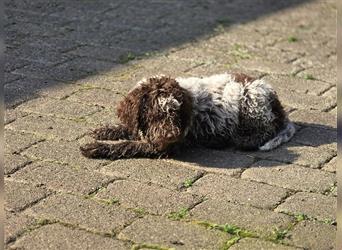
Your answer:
[172,122,336,169]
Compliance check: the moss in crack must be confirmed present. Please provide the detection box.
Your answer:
[230,44,251,60]
[131,243,174,250]
[133,207,147,218]
[223,236,241,250]
[119,52,136,64]
[294,213,309,222]
[168,208,189,221]
[287,36,298,42]
[183,179,194,188]
[303,74,316,80]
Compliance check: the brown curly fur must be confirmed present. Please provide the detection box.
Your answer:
[80,76,193,160]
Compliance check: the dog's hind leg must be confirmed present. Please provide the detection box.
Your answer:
[89,124,131,140]
[80,141,161,160]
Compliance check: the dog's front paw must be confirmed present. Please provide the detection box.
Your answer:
[80,142,109,159]
[89,127,108,140]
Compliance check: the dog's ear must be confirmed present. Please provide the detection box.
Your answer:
[116,85,148,136]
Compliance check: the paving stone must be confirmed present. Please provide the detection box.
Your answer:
[68,45,131,62]
[5,129,43,154]
[68,88,121,108]
[118,215,230,250]
[9,43,73,66]
[5,179,51,212]
[276,88,335,111]
[234,58,302,75]
[7,115,89,141]
[298,66,336,85]
[245,143,336,168]
[84,107,119,126]
[6,77,79,100]
[5,77,61,107]
[5,56,29,72]
[5,211,35,244]
[13,161,116,195]
[96,180,201,215]
[190,199,293,237]
[190,174,288,209]
[4,72,22,84]
[10,224,130,250]
[22,139,109,169]
[275,192,336,221]
[100,159,203,190]
[263,74,331,95]
[60,57,118,74]
[173,148,254,176]
[289,110,336,129]
[25,194,137,234]
[241,160,336,193]
[323,157,337,173]
[13,61,92,82]
[329,106,337,116]
[4,154,32,175]
[71,68,134,92]
[322,86,337,99]
[17,97,101,119]
[284,220,336,250]
[292,127,336,147]
[5,109,25,125]
[229,238,298,250]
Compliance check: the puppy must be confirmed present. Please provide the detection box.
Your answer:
[80,73,295,160]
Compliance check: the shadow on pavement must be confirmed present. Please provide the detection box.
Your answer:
[5,0,312,107]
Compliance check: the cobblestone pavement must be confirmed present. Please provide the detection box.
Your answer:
[4,0,337,249]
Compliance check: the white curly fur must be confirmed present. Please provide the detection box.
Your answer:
[176,73,295,150]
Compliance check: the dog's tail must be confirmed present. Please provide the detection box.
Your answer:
[259,122,296,151]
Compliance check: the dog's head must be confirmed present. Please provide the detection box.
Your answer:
[117,76,193,150]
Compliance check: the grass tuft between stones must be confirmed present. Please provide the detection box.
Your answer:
[131,243,174,250]
[168,208,189,221]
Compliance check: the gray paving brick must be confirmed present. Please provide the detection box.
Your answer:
[276,88,335,111]
[174,148,254,177]
[118,215,230,250]
[4,154,32,175]
[22,139,109,169]
[241,160,336,193]
[10,224,130,250]
[5,179,51,212]
[235,58,302,75]
[7,115,89,141]
[289,110,336,129]
[5,72,23,86]
[17,97,101,119]
[263,75,331,96]
[96,180,201,215]
[229,238,298,250]
[245,143,336,168]
[298,66,336,85]
[5,109,25,125]
[322,86,337,99]
[13,61,92,82]
[84,107,119,126]
[5,129,43,154]
[68,88,121,108]
[284,220,336,250]
[100,159,204,190]
[323,157,337,173]
[25,194,137,234]
[13,162,116,195]
[275,192,336,221]
[190,199,293,237]
[68,45,131,62]
[292,127,336,147]
[5,211,35,244]
[190,174,288,209]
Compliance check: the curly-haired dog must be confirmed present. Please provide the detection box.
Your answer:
[80,73,295,160]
